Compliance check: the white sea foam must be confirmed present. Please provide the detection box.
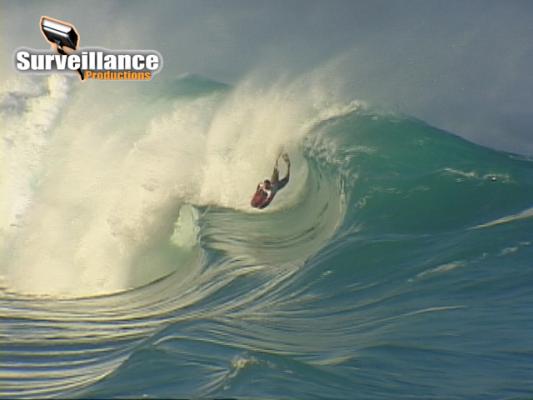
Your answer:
[410,261,464,282]
[441,167,512,183]
[473,207,533,229]
[0,69,355,297]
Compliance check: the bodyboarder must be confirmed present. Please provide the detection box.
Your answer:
[251,153,291,209]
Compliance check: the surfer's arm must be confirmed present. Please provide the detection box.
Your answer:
[272,154,289,190]
[271,166,280,185]
[276,161,290,190]
[282,155,290,179]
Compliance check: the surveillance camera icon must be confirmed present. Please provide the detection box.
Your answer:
[40,16,79,51]
[40,16,84,79]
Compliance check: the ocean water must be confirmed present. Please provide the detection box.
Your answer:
[1,73,533,399]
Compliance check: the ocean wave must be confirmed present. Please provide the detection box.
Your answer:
[2,73,533,398]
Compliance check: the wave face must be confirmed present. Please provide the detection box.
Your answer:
[1,74,533,399]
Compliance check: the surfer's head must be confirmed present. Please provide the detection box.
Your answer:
[263,180,272,190]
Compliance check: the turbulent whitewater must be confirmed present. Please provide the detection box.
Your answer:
[1,73,533,399]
